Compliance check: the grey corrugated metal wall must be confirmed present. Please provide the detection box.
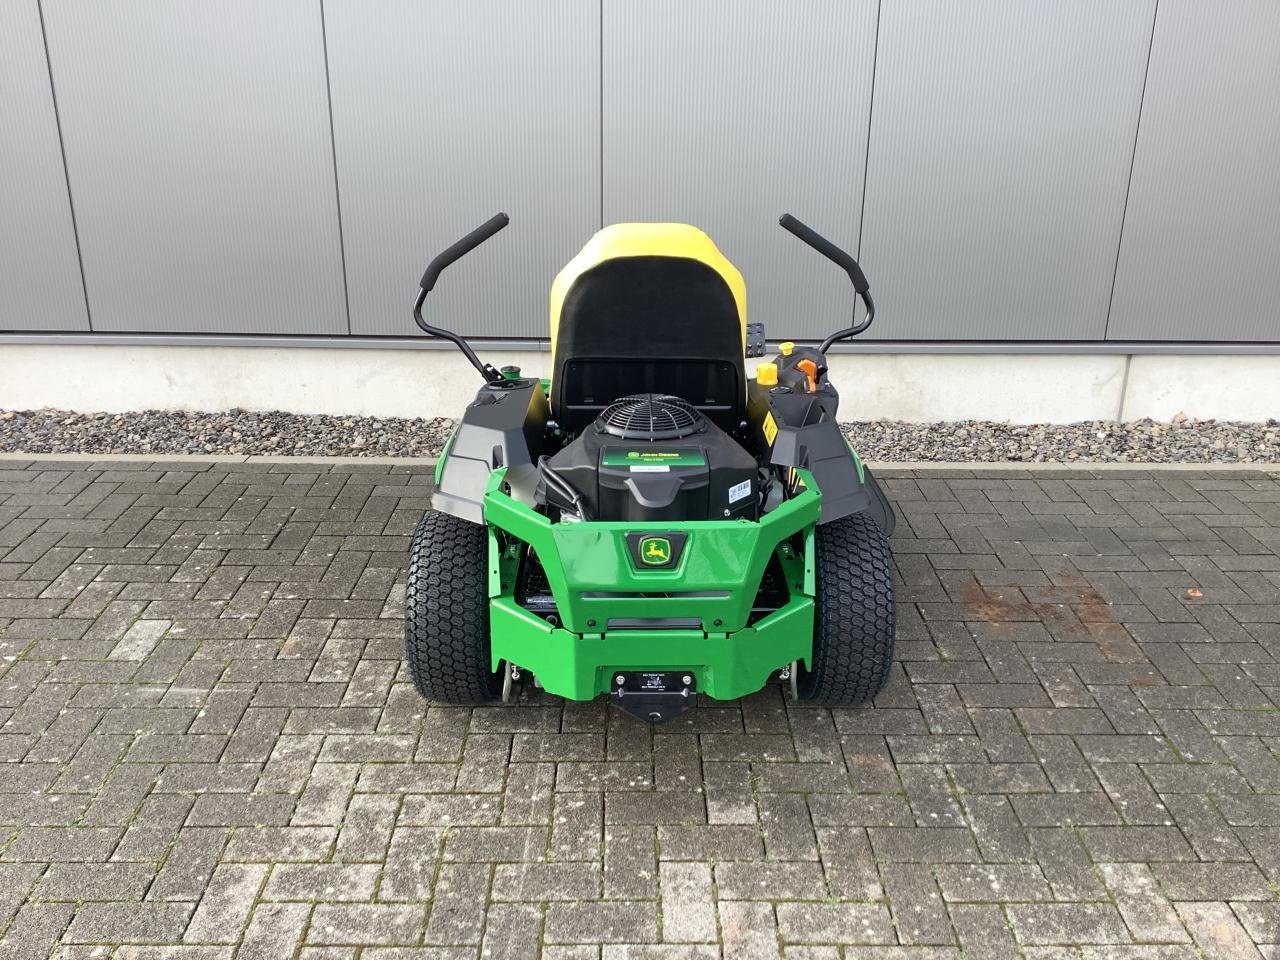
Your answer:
[2,0,1277,343]
[42,0,348,335]
[0,0,87,330]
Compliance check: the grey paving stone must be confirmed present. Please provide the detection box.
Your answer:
[492,862,601,902]
[480,902,542,960]
[881,861,955,945]
[934,863,1053,903]
[237,901,311,960]
[1177,901,1268,959]
[1085,820,1198,860]
[719,901,780,960]
[659,861,716,943]
[1232,901,1280,945]
[0,462,1279,955]
[948,902,1022,960]
[183,862,268,943]
[601,947,718,960]
[35,862,156,902]
[1151,861,1275,901]
[1007,903,1131,946]
[308,903,426,946]
[424,862,488,946]
[0,902,75,960]
[713,861,827,901]
[544,902,658,945]
[1098,862,1189,945]
[774,902,895,945]
[868,827,983,863]
[62,901,193,945]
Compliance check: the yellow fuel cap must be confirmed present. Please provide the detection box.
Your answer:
[756,362,779,386]
[779,341,795,357]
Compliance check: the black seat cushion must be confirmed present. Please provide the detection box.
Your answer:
[551,256,745,432]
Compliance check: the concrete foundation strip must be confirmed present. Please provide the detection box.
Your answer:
[1,450,1277,473]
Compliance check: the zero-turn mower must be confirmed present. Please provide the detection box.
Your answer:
[406,214,896,722]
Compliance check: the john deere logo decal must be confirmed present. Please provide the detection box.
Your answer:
[640,537,671,566]
[625,532,686,570]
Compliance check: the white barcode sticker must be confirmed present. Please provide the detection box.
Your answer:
[728,479,752,504]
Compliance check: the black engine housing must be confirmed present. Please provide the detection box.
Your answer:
[544,395,758,522]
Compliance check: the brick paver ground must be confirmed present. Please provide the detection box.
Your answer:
[1,457,1280,958]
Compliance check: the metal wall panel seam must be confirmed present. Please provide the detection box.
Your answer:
[1116,353,1134,420]
[859,2,1155,341]
[325,0,600,337]
[1102,0,1161,341]
[319,0,353,335]
[601,0,877,339]
[854,0,883,263]
[599,0,605,231]
[36,0,91,331]
[41,0,349,334]
[1106,1,1280,340]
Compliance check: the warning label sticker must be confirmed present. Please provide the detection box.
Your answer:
[762,413,779,446]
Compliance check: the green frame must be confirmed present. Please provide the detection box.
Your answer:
[481,468,822,701]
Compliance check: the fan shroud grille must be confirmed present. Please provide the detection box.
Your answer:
[596,394,705,441]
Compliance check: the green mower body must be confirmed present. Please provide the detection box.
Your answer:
[406,217,896,721]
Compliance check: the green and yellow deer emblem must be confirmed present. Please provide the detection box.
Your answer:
[639,536,671,566]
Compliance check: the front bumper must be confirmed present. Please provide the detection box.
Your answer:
[490,594,813,701]
[481,469,821,701]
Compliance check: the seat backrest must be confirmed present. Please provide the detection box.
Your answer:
[549,224,746,432]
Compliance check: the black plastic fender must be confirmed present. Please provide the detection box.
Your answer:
[768,418,896,535]
[861,464,896,537]
[433,379,549,524]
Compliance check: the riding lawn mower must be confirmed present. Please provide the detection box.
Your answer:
[405,214,896,722]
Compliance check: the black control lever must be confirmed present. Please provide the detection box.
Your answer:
[413,212,510,383]
[779,213,876,352]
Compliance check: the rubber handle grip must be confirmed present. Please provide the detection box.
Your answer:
[779,213,869,294]
[419,212,510,291]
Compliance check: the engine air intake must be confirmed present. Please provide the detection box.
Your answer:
[597,394,704,441]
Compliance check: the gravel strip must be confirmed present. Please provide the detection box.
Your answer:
[1,408,1277,463]
[0,409,454,458]
[844,417,1280,463]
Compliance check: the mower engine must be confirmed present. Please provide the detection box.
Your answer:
[541,394,758,522]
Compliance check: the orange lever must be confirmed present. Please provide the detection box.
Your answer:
[796,358,819,393]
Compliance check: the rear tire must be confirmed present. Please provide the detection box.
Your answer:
[405,510,502,703]
[798,512,895,704]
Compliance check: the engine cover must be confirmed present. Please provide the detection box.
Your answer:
[544,395,758,522]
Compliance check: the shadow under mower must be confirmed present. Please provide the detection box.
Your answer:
[405,213,896,722]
